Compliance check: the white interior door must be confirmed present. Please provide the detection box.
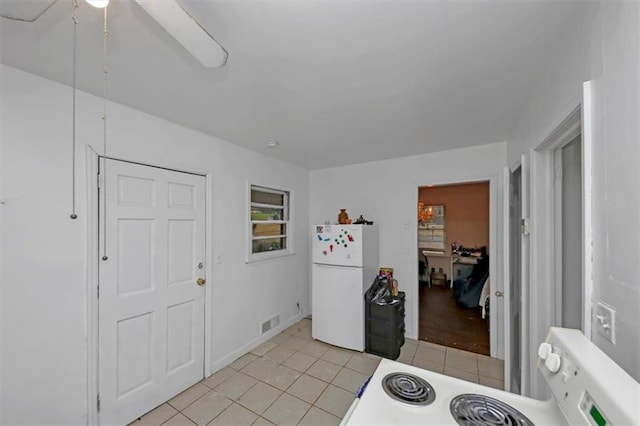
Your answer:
[98,158,206,425]
[559,136,583,329]
[520,154,530,396]
[501,167,511,391]
[509,166,523,394]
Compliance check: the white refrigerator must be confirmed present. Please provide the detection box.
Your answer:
[311,224,378,351]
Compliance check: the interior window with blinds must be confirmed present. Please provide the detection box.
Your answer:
[250,185,290,258]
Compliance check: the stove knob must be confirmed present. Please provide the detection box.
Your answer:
[538,342,553,360]
[545,353,562,374]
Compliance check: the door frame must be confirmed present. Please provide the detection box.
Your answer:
[85,148,214,424]
[532,104,581,335]
[526,82,594,398]
[413,172,502,359]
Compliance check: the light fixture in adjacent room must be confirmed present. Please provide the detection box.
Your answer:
[86,0,109,8]
[418,202,434,223]
[265,140,279,148]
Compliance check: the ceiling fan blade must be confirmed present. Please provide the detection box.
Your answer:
[133,0,228,68]
[0,0,58,22]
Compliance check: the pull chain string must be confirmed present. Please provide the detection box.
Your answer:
[70,0,79,220]
[101,5,109,261]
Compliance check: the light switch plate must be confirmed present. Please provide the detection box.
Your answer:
[596,301,616,344]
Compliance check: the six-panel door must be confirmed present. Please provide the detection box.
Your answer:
[98,159,206,425]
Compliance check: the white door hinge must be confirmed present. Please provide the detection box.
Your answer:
[97,173,102,189]
[521,218,530,235]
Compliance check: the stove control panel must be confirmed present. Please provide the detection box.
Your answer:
[539,327,638,426]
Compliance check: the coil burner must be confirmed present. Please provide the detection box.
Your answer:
[450,394,534,426]
[382,373,436,406]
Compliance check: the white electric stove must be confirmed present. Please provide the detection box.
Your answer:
[342,327,639,425]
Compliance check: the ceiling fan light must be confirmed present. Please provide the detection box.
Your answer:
[86,0,109,8]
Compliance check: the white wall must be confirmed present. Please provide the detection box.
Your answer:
[0,82,4,421]
[508,1,640,396]
[0,65,310,424]
[310,142,507,343]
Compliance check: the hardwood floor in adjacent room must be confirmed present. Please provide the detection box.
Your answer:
[418,283,490,356]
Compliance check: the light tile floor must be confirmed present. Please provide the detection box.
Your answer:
[131,318,504,426]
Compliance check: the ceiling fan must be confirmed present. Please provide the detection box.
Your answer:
[0,0,228,67]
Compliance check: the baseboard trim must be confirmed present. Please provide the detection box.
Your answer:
[208,313,303,375]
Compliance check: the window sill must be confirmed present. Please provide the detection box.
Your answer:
[246,250,296,264]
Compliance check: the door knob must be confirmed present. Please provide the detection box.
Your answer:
[495,291,504,297]
[197,277,206,286]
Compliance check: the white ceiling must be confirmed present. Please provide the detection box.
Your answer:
[0,0,588,170]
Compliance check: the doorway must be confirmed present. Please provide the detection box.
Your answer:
[96,158,208,425]
[524,97,593,398]
[556,135,583,329]
[533,103,589,337]
[417,182,491,355]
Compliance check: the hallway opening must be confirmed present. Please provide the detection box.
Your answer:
[417,182,490,356]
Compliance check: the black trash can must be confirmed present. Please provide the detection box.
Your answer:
[364,277,405,360]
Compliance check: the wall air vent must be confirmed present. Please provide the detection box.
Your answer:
[261,315,280,334]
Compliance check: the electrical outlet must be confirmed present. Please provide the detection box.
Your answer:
[595,302,616,344]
